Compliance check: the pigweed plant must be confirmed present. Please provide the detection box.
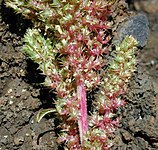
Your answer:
[6,0,138,149]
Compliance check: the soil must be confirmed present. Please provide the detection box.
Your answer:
[0,0,158,150]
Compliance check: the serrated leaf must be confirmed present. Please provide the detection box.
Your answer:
[36,108,56,123]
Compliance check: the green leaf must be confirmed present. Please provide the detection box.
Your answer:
[53,0,60,6]
[36,108,56,123]
[63,4,70,11]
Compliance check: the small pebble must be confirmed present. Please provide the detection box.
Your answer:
[7,89,12,93]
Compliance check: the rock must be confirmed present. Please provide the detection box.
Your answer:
[14,136,24,146]
[117,14,149,48]
[0,127,12,148]
[121,130,132,142]
[134,0,158,13]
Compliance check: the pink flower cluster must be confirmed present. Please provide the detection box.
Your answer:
[6,0,138,149]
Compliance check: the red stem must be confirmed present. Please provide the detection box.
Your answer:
[77,81,88,144]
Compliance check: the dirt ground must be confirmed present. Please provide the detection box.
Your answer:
[0,0,158,150]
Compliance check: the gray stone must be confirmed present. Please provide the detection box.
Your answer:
[117,14,149,48]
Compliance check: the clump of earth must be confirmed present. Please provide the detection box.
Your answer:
[0,0,158,149]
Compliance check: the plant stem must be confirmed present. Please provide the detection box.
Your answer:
[77,80,88,144]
